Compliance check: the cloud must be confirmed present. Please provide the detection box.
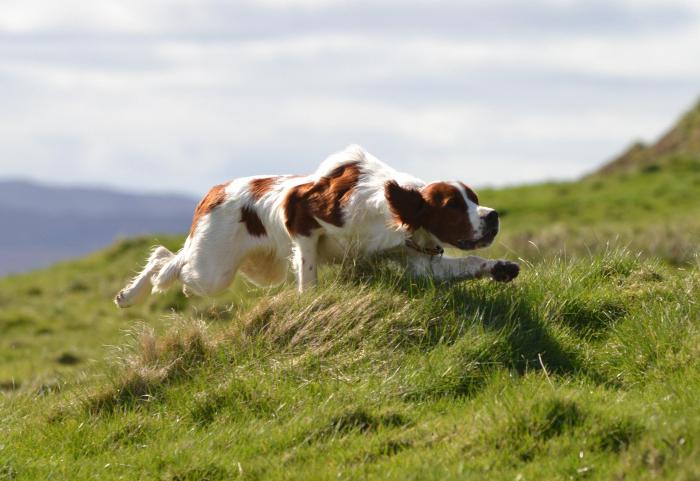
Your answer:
[1,0,696,37]
[0,0,699,194]
[0,0,150,33]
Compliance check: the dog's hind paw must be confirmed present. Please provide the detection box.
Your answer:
[491,260,520,283]
[114,290,131,308]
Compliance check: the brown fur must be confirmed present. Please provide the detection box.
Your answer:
[421,182,475,245]
[384,181,476,245]
[283,162,361,237]
[459,182,479,204]
[190,183,229,235]
[240,206,267,237]
[249,177,280,201]
[384,180,426,230]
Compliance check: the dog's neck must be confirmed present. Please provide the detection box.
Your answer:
[405,228,444,256]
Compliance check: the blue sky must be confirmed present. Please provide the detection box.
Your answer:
[1,0,699,195]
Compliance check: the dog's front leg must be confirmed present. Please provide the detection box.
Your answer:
[409,253,520,283]
[293,235,319,292]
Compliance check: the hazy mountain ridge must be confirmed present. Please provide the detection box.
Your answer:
[0,180,196,216]
[0,180,196,276]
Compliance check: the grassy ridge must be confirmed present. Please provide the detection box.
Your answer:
[480,156,700,264]
[487,158,700,230]
[597,98,700,176]
[0,236,284,385]
[2,157,698,383]
[1,156,700,479]
[1,244,699,479]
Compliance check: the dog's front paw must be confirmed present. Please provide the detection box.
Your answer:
[491,260,520,283]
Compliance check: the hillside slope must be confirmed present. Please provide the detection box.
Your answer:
[0,236,259,384]
[596,98,700,176]
[478,98,700,265]
[479,157,700,265]
[1,236,699,480]
[2,148,698,383]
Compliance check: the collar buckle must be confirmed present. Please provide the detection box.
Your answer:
[405,238,444,257]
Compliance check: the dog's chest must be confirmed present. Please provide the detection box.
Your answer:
[319,208,403,256]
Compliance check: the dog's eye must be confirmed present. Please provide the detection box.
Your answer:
[445,198,461,210]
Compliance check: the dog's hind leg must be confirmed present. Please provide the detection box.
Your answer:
[151,249,185,294]
[114,246,176,308]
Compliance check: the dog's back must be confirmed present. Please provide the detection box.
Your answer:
[116,145,417,307]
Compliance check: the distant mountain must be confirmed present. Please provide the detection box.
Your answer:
[0,180,196,276]
[596,97,700,175]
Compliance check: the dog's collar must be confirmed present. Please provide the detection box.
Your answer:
[405,238,444,256]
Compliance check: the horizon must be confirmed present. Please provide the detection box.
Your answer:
[0,136,636,198]
[2,98,696,197]
[2,0,700,196]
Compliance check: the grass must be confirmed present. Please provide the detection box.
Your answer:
[1,242,699,480]
[1,158,700,479]
[479,154,700,264]
[0,236,263,386]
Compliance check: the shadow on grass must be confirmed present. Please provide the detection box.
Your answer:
[386,272,583,376]
[399,284,587,400]
[344,257,614,397]
[301,408,411,446]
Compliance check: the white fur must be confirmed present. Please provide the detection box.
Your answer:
[115,145,516,308]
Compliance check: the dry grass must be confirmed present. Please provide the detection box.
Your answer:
[240,288,414,356]
[83,285,416,412]
[86,319,213,414]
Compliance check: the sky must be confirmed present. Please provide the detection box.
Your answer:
[1,0,700,196]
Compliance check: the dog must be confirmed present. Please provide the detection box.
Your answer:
[115,145,519,308]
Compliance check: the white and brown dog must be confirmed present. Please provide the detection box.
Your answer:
[115,145,519,308]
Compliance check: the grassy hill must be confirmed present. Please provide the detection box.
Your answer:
[480,98,700,265]
[596,98,700,176]
[1,239,699,480]
[480,156,700,265]
[2,102,700,480]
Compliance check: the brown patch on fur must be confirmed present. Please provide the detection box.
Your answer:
[249,177,280,201]
[384,181,426,230]
[240,206,267,237]
[385,181,476,246]
[459,182,479,204]
[190,183,228,235]
[284,162,361,237]
[421,182,476,246]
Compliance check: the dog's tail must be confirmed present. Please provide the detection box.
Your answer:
[115,246,178,308]
[151,249,185,294]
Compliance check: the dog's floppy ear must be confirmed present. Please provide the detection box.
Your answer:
[384,180,427,230]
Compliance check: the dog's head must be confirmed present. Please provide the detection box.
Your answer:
[385,180,499,251]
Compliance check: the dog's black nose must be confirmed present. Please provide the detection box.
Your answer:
[485,210,499,226]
